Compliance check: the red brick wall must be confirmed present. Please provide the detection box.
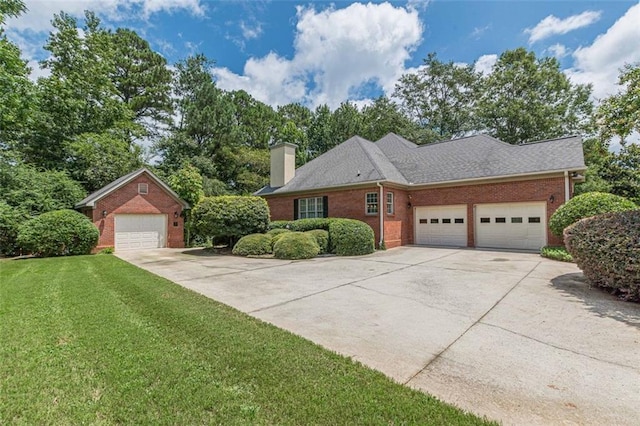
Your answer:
[86,174,185,251]
[264,175,566,248]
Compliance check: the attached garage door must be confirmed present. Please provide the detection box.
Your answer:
[475,202,546,250]
[115,214,167,250]
[415,205,467,247]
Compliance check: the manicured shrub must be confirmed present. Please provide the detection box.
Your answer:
[289,218,334,232]
[549,192,636,237]
[305,229,329,254]
[268,220,291,230]
[0,201,28,256]
[273,232,320,260]
[271,231,290,248]
[232,233,273,256]
[191,196,270,246]
[266,228,291,236]
[328,219,375,256]
[564,210,640,301]
[540,246,573,262]
[17,209,99,257]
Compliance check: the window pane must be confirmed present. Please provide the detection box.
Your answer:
[455,218,464,224]
[430,218,439,224]
[511,217,523,223]
[495,217,506,223]
[528,217,541,223]
[480,217,490,223]
[442,218,451,224]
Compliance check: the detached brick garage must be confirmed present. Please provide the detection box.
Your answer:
[75,168,189,251]
[257,133,587,251]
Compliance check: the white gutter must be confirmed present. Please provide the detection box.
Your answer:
[376,181,384,248]
[564,171,570,202]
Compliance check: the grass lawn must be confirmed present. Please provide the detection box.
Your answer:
[1,255,493,425]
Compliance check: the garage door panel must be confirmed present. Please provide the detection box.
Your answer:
[115,214,166,250]
[475,203,546,250]
[415,205,467,247]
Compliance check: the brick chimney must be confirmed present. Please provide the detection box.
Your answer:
[270,143,296,188]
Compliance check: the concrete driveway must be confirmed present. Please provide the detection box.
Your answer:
[117,247,640,425]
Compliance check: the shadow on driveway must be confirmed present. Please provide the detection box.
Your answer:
[550,272,640,328]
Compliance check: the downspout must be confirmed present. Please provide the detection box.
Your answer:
[377,182,384,249]
[564,171,570,202]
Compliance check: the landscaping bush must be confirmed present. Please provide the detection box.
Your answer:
[540,246,573,262]
[289,218,334,232]
[232,233,273,256]
[549,192,637,237]
[191,196,269,246]
[268,220,291,230]
[271,231,290,248]
[564,210,640,301]
[305,229,329,254]
[0,201,28,256]
[17,209,99,257]
[328,219,375,256]
[273,232,320,260]
[266,228,291,236]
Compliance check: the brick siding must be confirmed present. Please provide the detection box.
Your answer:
[264,175,566,248]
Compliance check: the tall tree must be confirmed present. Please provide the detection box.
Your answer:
[110,28,173,137]
[394,53,479,140]
[360,96,423,142]
[598,63,640,142]
[0,0,34,157]
[308,104,333,159]
[476,48,593,144]
[330,101,364,143]
[155,54,236,186]
[276,103,312,165]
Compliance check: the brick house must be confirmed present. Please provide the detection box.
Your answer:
[256,133,586,250]
[75,168,189,251]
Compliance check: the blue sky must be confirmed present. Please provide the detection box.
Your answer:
[5,1,640,109]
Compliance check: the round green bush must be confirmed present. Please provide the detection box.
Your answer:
[273,232,320,260]
[328,219,375,256]
[564,210,640,301]
[266,228,291,236]
[232,233,273,256]
[17,209,99,257]
[289,218,334,232]
[305,229,329,254]
[549,192,637,237]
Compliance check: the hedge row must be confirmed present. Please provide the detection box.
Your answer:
[564,209,640,301]
[234,218,375,258]
[549,192,637,237]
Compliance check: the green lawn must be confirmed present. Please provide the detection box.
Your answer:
[1,255,493,425]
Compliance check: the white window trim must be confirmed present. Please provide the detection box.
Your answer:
[298,196,323,219]
[366,192,378,215]
[138,183,148,195]
[386,192,394,215]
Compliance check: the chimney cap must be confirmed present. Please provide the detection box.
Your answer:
[269,142,298,150]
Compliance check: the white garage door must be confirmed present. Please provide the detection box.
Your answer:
[415,205,467,247]
[115,214,167,250]
[475,202,546,250]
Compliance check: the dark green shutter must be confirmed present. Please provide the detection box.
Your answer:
[293,199,299,220]
[322,196,329,218]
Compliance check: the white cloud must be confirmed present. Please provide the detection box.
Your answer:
[525,10,601,44]
[240,20,262,40]
[565,3,640,100]
[547,43,568,59]
[470,24,490,39]
[212,2,422,109]
[474,54,497,75]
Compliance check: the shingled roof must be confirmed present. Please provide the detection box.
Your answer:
[256,133,585,195]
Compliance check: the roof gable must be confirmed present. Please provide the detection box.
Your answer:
[75,168,189,209]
